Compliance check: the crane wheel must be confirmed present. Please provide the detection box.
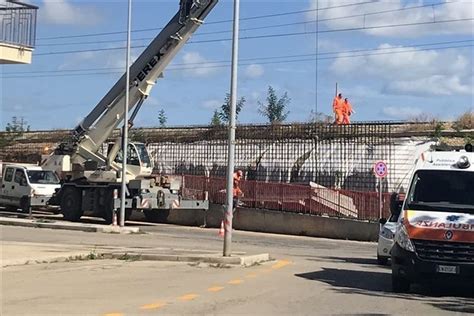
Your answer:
[60,187,83,222]
[143,209,169,223]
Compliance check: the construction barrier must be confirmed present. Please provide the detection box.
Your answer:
[180,175,391,222]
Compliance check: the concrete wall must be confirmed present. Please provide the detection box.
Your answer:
[162,204,379,242]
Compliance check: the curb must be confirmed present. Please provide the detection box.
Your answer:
[103,252,271,266]
[2,252,100,268]
[0,218,139,234]
[3,252,270,268]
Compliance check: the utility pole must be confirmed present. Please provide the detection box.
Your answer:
[224,0,240,257]
[120,0,132,227]
[315,0,319,116]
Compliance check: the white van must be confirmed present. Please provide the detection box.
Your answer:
[391,145,474,292]
[0,163,61,212]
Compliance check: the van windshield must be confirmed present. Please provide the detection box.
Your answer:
[27,170,60,184]
[405,170,474,214]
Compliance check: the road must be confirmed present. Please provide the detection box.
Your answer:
[1,222,473,315]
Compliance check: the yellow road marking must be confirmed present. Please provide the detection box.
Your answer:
[245,273,258,278]
[208,286,224,292]
[103,313,124,316]
[271,260,291,270]
[179,293,199,301]
[140,301,167,310]
[228,279,243,285]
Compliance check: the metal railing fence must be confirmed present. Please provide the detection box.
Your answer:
[181,175,391,222]
[1,0,38,47]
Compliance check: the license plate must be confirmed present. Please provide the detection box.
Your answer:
[436,265,459,274]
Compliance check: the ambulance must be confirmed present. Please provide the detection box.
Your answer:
[391,144,474,292]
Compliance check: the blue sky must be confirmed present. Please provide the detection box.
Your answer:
[1,0,473,130]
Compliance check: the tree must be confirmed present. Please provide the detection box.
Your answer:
[158,109,167,127]
[210,109,222,126]
[1,116,30,149]
[452,110,473,131]
[309,110,332,124]
[258,86,290,124]
[219,93,245,124]
[6,116,30,132]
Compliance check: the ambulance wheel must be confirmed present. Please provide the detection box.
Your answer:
[392,274,410,293]
[60,187,83,222]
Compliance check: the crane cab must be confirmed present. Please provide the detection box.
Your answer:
[112,142,153,178]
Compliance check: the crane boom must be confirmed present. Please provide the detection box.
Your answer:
[55,0,218,167]
[37,0,217,225]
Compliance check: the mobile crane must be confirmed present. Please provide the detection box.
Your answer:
[40,0,218,223]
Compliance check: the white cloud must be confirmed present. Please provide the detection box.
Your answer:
[40,0,101,26]
[181,52,218,77]
[202,99,221,109]
[59,47,140,70]
[382,106,423,119]
[385,75,472,96]
[306,0,473,37]
[244,64,264,78]
[330,44,473,96]
[103,49,140,69]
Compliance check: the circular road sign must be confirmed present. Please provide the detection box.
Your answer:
[374,161,388,178]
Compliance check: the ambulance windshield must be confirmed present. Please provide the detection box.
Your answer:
[405,170,474,213]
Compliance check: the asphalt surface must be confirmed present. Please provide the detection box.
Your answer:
[1,214,473,315]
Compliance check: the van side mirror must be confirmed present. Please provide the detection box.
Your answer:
[390,192,403,215]
[20,178,28,186]
[379,218,387,225]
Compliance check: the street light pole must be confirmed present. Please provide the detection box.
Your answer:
[120,0,132,227]
[223,0,240,257]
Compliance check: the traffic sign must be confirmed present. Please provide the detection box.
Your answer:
[374,161,388,178]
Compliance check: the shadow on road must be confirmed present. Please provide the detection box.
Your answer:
[296,268,390,292]
[0,209,155,227]
[295,267,474,314]
[305,256,391,270]
[313,256,385,266]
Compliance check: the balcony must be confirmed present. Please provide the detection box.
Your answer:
[0,0,38,64]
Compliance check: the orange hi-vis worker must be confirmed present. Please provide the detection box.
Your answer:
[232,170,243,209]
[233,170,243,198]
[333,93,344,125]
[342,98,353,125]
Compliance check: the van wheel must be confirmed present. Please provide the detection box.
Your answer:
[5,205,19,212]
[392,274,410,293]
[20,196,31,213]
[60,187,83,222]
[377,255,388,265]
